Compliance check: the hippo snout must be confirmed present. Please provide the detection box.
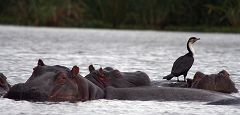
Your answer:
[4,83,48,101]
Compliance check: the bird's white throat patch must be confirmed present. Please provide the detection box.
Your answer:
[188,43,195,56]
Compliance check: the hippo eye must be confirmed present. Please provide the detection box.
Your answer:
[58,77,66,85]
[32,67,38,74]
[32,66,44,76]
[55,72,67,85]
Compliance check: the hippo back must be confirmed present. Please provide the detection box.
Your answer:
[121,71,151,87]
[105,86,235,102]
[85,65,151,88]
[105,70,151,88]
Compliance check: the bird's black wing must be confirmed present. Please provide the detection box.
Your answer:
[171,54,194,76]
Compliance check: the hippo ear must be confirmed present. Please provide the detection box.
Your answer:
[193,71,204,82]
[218,70,230,78]
[71,65,79,77]
[89,65,95,73]
[38,59,45,66]
[98,68,108,85]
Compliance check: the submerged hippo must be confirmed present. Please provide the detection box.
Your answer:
[0,73,11,96]
[155,70,238,94]
[188,70,238,93]
[85,65,151,89]
[4,59,104,101]
[105,86,238,104]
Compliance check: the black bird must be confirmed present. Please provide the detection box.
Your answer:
[163,37,200,82]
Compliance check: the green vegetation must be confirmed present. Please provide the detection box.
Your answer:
[0,0,239,32]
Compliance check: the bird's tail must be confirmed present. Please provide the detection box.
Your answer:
[163,74,174,80]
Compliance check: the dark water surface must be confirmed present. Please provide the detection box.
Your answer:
[0,26,240,114]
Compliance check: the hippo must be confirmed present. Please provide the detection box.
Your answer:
[85,65,151,89]
[4,59,104,102]
[153,70,238,94]
[4,60,240,105]
[188,70,238,93]
[105,86,238,104]
[0,73,11,96]
[151,80,188,88]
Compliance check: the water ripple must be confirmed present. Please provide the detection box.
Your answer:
[0,26,240,114]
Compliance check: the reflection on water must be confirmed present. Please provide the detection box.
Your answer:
[0,26,240,114]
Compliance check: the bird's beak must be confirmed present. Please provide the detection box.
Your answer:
[194,38,200,42]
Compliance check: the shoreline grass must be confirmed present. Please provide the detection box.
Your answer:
[0,23,239,33]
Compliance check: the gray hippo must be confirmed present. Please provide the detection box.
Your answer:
[85,65,151,89]
[188,70,238,93]
[4,59,104,102]
[0,73,11,96]
[105,86,237,104]
[151,80,188,88]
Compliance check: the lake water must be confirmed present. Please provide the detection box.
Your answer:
[0,25,240,115]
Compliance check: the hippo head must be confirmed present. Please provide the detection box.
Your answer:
[85,65,124,88]
[190,70,238,93]
[5,59,82,101]
[0,73,11,95]
[85,65,109,89]
[215,70,238,93]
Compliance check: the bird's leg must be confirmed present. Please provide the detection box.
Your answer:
[183,74,187,82]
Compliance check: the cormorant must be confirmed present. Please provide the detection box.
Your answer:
[163,37,200,82]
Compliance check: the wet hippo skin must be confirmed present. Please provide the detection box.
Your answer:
[189,70,238,93]
[0,73,11,96]
[105,86,237,104]
[85,65,151,89]
[4,59,104,101]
